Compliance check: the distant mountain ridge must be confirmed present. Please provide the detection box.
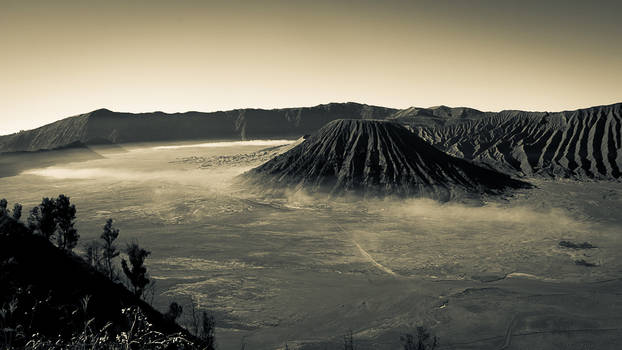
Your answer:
[2,102,621,180]
[0,103,396,153]
[400,103,622,179]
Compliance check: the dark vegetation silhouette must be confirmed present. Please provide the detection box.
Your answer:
[85,219,122,282]
[339,329,439,350]
[52,194,78,250]
[11,204,21,221]
[0,195,214,349]
[27,195,78,250]
[101,218,121,281]
[401,327,438,350]
[186,298,215,350]
[27,197,56,240]
[85,239,104,273]
[343,330,356,350]
[199,311,216,350]
[0,200,23,222]
[122,242,151,298]
[166,301,184,322]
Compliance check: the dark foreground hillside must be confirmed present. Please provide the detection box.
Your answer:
[241,119,531,199]
[0,214,200,349]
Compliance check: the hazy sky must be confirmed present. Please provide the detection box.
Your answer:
[1,0,621,134]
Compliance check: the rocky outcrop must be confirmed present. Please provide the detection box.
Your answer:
[241,119,531,199]
[396,103,622,179]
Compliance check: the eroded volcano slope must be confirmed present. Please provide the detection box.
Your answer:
[242,119,530,199]
[401,103,622,179]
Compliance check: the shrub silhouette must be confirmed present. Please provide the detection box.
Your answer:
[122,242,151,298]
[186,298,216,349]
[53,194,78,250]
[200,311,216,350]
[101,218,120,281]
[85,240,104,271]
[11,204,21,221]
[343,330,355,350]
[401,326,438,350]
[0,199,7,216]
[27,195,79,250]
[27,197,56,240]
[0,200,22,222]
[166,301,184,321]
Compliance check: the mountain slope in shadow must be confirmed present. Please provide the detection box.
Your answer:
[0,142,104,178]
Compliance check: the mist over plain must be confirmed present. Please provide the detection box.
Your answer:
[3,140,621,348]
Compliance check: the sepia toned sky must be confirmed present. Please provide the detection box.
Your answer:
[1,0,621,135]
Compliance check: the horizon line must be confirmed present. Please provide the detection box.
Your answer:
[2,100,621,137]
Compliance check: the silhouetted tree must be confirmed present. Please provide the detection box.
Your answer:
[0,199,7,216]
[0,200,22,221]
[28,198,56,239]
[401,326,438,350]
[53,195,78,250]
[344,330,355,350]
[12,203,22,221]
[27,195,78,249]
[188,298,200,336]
[143,280,157,306]
[28,206,41,231]
[121,243,151,297]
[84,240,103,271]
[100,218,120,281]
[200,311,215,350]
[165,301,183,321]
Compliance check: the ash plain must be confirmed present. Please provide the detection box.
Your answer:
[2,140,621,349]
